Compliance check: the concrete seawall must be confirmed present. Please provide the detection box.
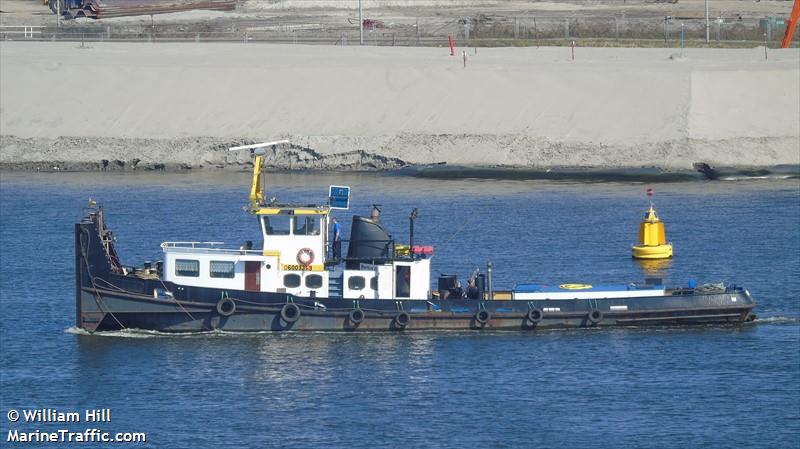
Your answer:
[1,42,798,171]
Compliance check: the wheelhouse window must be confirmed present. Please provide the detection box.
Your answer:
[175,259,199,277]
[294,216,320,236]
[263,215,291,235]
[370,277,378,291]
[284,274,301,288]
[306,274,323,289]
[210,261,235,279]
[348,276,365,290]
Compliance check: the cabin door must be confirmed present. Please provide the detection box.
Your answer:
[395,265,410,298]
[245,261,261,291]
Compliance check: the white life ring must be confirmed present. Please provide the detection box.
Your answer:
[296,248,315,266]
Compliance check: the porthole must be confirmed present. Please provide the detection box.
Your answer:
[348,276,365,290]
[306,274,323,289]
[283,274,301,288]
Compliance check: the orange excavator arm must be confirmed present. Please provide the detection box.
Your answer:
[781,0,800,48]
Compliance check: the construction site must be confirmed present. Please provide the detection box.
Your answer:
[0,0,798,46]
[0,1,798,172]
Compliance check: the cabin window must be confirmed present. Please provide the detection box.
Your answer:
[210,261,235,278]
[263,215,291,235]
[348,276,365,290]
[294,216,320,236]
[283,274,301,288]
[174,259,199,277]
[370,277,378,291]
[306,274,323,289]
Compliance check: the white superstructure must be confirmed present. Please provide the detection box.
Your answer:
[159,141,434,300]
[160,207,432,300]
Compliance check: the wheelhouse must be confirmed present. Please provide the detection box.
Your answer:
[158,141,434,301]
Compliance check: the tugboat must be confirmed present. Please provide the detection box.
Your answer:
[75,142,756,333]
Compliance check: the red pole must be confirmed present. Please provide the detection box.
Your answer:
[780,0,800,48]
[449,33,455,56]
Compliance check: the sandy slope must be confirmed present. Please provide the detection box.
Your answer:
[0,42,798,170]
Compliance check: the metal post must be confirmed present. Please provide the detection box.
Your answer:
[680,22,685,56]
[514,17,519,39]
[358,0,363,45]
[57,0,61,29]
[705,0,710,43]
[409,208,417,251]
[487,260,494,300]
[465,19,470,45]
[764,33,768,60]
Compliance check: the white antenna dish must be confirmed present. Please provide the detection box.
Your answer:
[228,140,290,155]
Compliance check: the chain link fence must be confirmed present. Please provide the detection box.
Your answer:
[1,14,796,47]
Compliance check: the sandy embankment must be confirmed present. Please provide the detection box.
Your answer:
[0,42,798,171]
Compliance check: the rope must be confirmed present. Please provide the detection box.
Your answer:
[81,225,200,330]
[92,277,128,293]
[434,202,491,252]
[159,277,199,324]
[228,296,417,315]
[80,228,127,331]
[695,283,726,294]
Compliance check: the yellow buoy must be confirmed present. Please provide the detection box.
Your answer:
[632,190,673,259]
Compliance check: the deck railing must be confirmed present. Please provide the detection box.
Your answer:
[160,241,264,255]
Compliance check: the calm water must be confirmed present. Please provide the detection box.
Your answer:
[1,172,798,448]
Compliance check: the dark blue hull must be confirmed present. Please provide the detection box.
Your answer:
[76,210,756,333]
[77,286,755,333]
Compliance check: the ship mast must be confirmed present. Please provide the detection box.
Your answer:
[228,140,289,213]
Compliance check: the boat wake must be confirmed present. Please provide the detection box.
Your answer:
[64,326,430,338]
[720,175,799,181]
[63,318,797,339]
[65,326,243,338]
[753,316,799,325]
